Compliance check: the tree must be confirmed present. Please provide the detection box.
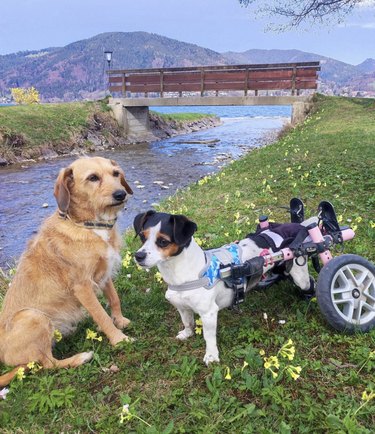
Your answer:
[10,87,40,104]
[239,0,374,29]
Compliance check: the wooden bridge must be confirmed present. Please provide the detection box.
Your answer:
[107,62,320,137]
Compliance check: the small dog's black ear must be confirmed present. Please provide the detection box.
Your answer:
[171,214,198,246]
[133,210,156,236]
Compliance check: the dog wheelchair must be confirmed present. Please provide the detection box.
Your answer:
[220,198,375,333]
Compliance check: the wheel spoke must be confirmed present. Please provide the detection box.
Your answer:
[342,265,359,286]
[334,299,354,321]
[361,301,375,313]
[357,269,374,288]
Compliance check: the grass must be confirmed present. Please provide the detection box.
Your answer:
[0,101,95,148]
[150,111,216,122]
[1,94,375,433]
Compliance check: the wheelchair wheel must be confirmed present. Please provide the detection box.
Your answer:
[316,254,375,332]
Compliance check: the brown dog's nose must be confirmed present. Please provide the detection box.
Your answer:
[112,190,126,202]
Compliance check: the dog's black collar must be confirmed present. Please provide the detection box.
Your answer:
[58,210,117,229]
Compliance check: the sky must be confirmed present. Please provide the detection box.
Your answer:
[1,0,375,65]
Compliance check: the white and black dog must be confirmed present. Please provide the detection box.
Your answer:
[133,211,311,365]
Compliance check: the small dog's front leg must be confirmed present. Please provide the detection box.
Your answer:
[73,283,130,345]
[200,308,220,365]
[176,307,195,340]
[103,280,131,329]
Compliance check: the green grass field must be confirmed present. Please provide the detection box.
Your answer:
[0,95,374,433]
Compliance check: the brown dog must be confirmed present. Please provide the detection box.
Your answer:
[0,156,133,386]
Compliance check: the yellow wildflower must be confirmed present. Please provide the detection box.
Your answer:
[224,366,232,380]
[279,339,295,361]
[53,329,62,342]
[361,390,375,402]
[86,329,103,342]
[259,349,265,356]
[195,327,202,335]
[356,216,362,223]
[122,251,133,269]
[16,367,25,381]
[195,318,203,335]
[241,361,249,371]
[264,356,280,370]
[27,361,42,374]
[286,365,302,380]
[337,215,343,223]
[154,271,163,284]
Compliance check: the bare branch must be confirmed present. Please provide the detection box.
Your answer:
[239,0,372,28]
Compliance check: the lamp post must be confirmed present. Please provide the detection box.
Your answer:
[104,50,113,70]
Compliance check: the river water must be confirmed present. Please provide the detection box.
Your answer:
[0,105,290,267]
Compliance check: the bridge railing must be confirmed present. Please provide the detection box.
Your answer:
[108,62,320,97]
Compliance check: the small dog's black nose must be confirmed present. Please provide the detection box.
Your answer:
[113,190,126,202]
[134,251,147,263]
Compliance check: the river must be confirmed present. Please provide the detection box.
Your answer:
[0,105,291,267]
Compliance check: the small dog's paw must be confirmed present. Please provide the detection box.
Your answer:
[176,329,194,341]
[203,352,220,365]
[113,316,131,329]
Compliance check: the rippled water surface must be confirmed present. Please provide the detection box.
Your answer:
[0,105,291,266]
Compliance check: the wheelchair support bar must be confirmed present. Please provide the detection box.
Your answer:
[219,227,355,280]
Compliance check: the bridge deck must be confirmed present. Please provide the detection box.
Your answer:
[108,62,320,99]
[109,95,311,107]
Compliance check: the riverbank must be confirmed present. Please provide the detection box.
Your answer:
[0,100,221,166]
[1,95,374,432]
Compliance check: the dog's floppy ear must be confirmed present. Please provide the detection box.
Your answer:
[110,159,133,195]
[171,214,198,246]
[133,210,156,236]
[120,175,133,195]
[54,167,73,213]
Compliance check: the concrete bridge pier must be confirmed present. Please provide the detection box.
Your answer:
[292,101,312,125]
[108,100,154,140]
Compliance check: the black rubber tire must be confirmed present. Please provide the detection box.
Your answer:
[316,254,375,333]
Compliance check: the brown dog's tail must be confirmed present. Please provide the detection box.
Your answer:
[0,365,26,387]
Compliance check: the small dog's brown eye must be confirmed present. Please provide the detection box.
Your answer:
[87,174,100,182]
[113,170,120,177]
[156,238,170,248]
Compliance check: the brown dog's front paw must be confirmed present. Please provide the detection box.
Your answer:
[110,331,133,346]
[113,315,131,329]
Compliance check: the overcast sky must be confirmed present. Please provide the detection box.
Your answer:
[1,0,375,65]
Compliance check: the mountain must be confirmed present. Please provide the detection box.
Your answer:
[223,48,361,84]
[356,58,375,74]
[0,32,227,101]
[0,31,374,101]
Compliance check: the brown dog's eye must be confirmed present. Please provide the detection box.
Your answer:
[87,174,100,182]
[156,238,171,248]
[113,170,120,177]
